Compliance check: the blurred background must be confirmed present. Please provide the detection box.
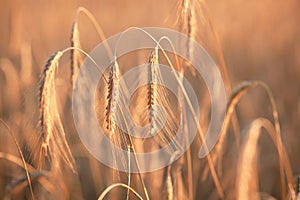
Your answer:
[0,0,299,199]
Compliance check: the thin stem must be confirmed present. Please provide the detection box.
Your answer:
[75,7,113,59]
[126,145,131,200]
[98,183,143,200]
[0,119,35,200]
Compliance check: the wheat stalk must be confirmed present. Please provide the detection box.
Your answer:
[0,119,35,200]
[70,7,114,86]
[200,0,242,153]
[177,0,196,57]
[177,0,197,76]
[213,82,296,199]
[296,175,300,199]
[166,152,180,200]
[38,51,75,173]
[74,7,113,58]
[236,119,262,200]
[209,81,295,198]
[149,36,224,198]
[166,168,174,200]
[155,36,194,199]
[98,183,143,200]
[236,118,294,200]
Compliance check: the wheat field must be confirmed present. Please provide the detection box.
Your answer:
[0,0,299,199]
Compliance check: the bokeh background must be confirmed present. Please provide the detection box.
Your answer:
[0,0,299,199]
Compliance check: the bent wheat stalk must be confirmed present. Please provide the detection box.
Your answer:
[153,35,224,198]
[122,27,224,197]
[213,81,295,199]
[237,118,296,200]
[38,46,105,174]
[156,36,194,199]
[98,183,143,200]
[39,48,98,167]
[236,118,264,200]
[38,51,76,173]
[0,119,34,200]
[70,7,112,85]
[179,0,242,161]
[200,0,242,152]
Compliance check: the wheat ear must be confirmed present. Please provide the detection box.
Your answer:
[145,42,179,147]
[147,46,160,136]
[103,57,126,181]
[177,0,196,75]
[38,51,75,173]
[105,58,120,135]
[70,21,82,85]
[153,41,224,198]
